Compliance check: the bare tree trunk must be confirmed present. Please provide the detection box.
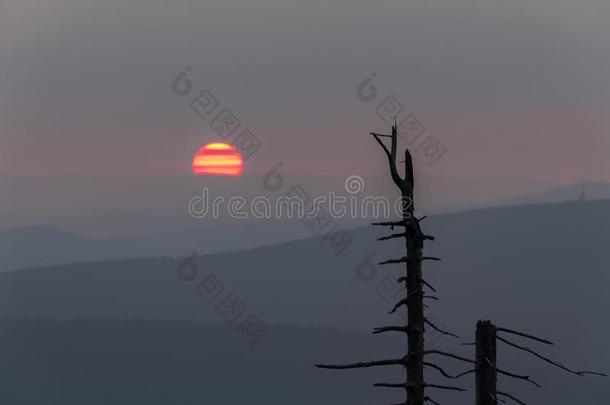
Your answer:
[476,320,497,405]
[403,150,425,405]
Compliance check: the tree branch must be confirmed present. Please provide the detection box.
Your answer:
[424,383,466,392]
[388,298,408,314]
[379,256,439,264]
[497,336,607,377]
[420,278,437,292]
[424,362,474,379]
[424,350,475,364]
[372,221,406,229]
[377,232,408,241]
[496,327,553,345]
[374,382,408,389]
[424,318,459,339]
[370,130,405,190]
[497,391,528,405]
[424,396,440,405]
[388,291,430,314]
[373,325,409,335]
[316,357,407,370]
[379,256,408,265]
[496,367,541,388]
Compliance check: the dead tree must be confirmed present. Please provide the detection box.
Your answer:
[476,321,497,405]
[316,122,468,405]
[474,320,607,405]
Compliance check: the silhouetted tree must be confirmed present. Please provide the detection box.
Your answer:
[316,124,606,405]
[474,320,607,405]
[316,122,466,405]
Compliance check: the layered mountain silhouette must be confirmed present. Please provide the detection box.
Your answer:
[1,201,608,404]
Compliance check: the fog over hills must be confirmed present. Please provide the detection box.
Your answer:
[4,172,607,238]
[2,0,609,403]
[2,200,609,326]
[1,201,608,403]
[2,175,609,271]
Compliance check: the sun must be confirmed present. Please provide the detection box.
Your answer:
[192,143,243,176]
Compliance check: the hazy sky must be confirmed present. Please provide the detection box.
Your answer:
[1,0,609,182]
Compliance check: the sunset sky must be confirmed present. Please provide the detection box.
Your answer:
[1,0,609,184]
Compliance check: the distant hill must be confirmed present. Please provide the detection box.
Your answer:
[0,225,130,271]
[0,221,317,272]
[492,181,610,207]
[2,180,608,272]
[1,200,609,328]
[4,172,608,265]
[0,201,608,404]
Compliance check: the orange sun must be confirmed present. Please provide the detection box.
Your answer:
[192,142,243,176]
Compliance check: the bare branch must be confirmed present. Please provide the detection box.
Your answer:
[373,325,409,335]
[389,291,429,314]
[316,357,407,370]
[372,221,406,228]
[497,391,528,405]
[424,362,474,379]
[420,278,437,292]
[424,350,475,364]
[379,256,407,265]
[378,256,439,264]
[457,369,476,378]
[424,396,440,405]
[496,327,554,345]
[496,367,541,388]
[424,383,466,392]
[388,298,408,314]
[370,132,392,157]
[370,132,392,138]
[497,336,608,377]
[377,232,408,241]
[370,130,405,190]
[424,318,459,339]
[374,382,408,389]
